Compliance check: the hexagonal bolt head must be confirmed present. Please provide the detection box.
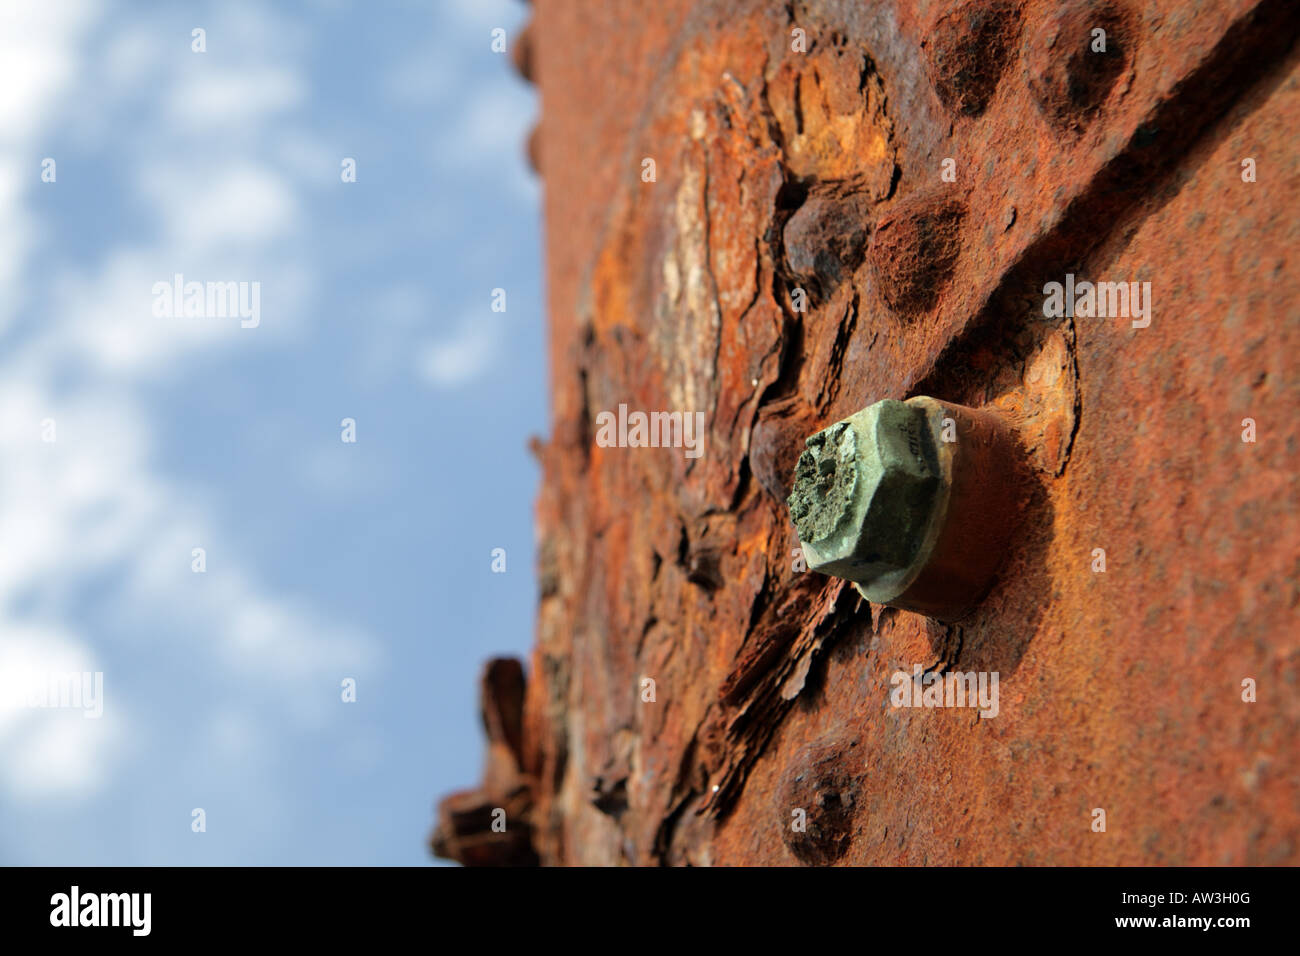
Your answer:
[788,396,1024,621]
[788,400,942,587]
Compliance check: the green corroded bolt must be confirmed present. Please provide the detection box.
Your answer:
[788,399,942,595]
[787,396,1023,621]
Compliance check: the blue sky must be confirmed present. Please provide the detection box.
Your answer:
[0,0,543,864]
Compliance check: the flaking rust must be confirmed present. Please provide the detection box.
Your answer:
[436,0,1300,866]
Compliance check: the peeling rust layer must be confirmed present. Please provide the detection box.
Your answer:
[436,0,1300,866]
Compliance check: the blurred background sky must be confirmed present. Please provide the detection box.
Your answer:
[0,0,543,864]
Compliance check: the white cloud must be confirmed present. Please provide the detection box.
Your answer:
[0,384,156,603]
[0,626,121,800]
[0,158,31,304]
[0,0,100,331]
[0,0,371,814]
[0,0,96,139]
[166,66,305,129]
[140,162,300,247]
[44,251,237,374]
[418,315,502,388]
[5,713,123,800]
[432,86,537,201]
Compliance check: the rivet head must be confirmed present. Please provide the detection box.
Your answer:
[510,21,535,84]
[782,185,874,303]
[924,0,1023,117]
[779,738,861,865]
[1027,0,1135,130]
[867,192,965,316]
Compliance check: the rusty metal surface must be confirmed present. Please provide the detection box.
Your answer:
[436,0,1300,865]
